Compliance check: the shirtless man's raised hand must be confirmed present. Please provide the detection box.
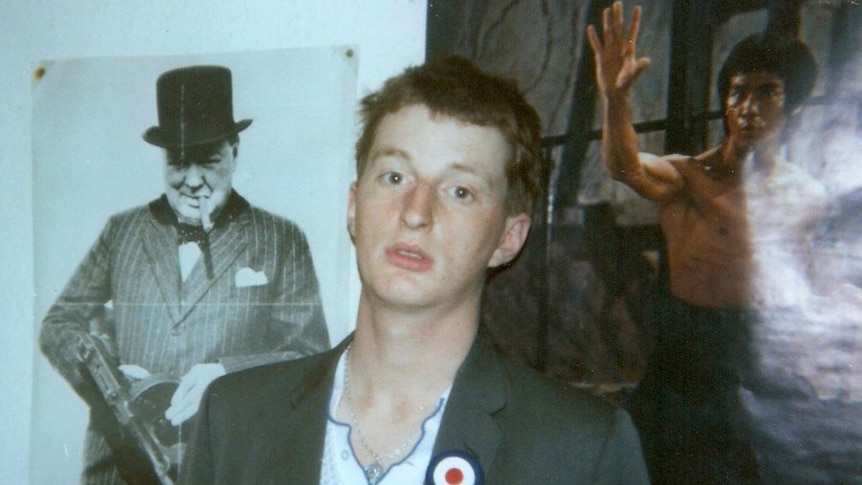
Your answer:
[587,1,682,203]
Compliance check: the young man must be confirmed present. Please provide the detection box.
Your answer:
[588,3,829,483]
[181,56,649,484]
[40,65,330,484]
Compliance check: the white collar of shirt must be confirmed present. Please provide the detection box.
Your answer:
[320,347,451,485]
[178,242,202,281]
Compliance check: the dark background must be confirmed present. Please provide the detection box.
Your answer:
[428,0,860,387]
[427,1,862,481]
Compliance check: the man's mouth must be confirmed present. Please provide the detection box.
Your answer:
[180,194,209,204]
[738,118,763,131]
[386,244,433,270]
[396,248,424,259]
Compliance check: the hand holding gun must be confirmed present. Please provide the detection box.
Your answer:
[75,333,183,485]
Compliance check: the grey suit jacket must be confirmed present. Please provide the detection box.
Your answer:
[183,333,650,484]
[40,192,330,483]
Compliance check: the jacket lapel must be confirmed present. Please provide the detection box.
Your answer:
[141,213,184,325]
[432,334,505,477]
[279,338,351,482]
[178,208,250,323]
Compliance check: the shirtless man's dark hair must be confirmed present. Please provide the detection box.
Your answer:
[718,32,817,116]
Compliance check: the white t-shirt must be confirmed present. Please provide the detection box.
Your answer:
[319,349,450,485]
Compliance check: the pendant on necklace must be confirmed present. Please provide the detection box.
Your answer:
[365,461,384,485]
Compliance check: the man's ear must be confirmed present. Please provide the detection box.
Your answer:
[488,213,531,268]
[347,182,358,240]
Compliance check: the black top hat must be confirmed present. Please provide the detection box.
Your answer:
[143,65,252,148]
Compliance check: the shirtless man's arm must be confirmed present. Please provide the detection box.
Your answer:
[587,1,684,202]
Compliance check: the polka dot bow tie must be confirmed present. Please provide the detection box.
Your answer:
[176,223,208,246]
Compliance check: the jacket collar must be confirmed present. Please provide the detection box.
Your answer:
[282,336,353,483]
[286,332,506,480]
[432,330,505,475]
[287,335,352,409]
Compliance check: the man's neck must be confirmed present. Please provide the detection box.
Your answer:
[721,137,780,176]
[348,297,478,401]
[339,299,477,472]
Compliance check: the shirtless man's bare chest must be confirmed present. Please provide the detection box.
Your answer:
[662,156,753,307]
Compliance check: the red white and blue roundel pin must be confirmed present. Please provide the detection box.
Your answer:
[425,450,484,485]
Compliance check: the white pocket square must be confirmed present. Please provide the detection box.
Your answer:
[235,267,268,288]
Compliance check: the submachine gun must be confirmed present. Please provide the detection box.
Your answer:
[75,332,185,485]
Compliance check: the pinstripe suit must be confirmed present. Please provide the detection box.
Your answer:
[40,191,330,484]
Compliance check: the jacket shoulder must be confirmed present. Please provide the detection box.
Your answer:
[492,358,648,483]
[206,346,336,410]
[500,358,619,425]
[243,204,312,244]
[106,203,153,223]
[246,205,303,231]
[92,204,157,240]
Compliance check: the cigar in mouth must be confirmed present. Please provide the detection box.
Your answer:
[198,196,213,232]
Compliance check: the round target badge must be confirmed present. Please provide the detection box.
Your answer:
[425,450,483,485]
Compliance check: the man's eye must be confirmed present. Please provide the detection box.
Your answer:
[383,172,404,185]
[448,186,474,201]
[758,86,780,98]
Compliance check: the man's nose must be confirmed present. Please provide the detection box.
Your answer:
[739,94,758,114]
[401,182,434,230]
[182,164,205,189]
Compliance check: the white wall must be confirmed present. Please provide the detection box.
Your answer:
[0,1,426,483]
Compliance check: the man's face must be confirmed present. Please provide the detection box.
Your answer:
[164,139,236,225]
[725,71,787,146]
[347,104,530,312]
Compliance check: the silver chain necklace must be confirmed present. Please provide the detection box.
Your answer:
[343,345,423,485]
